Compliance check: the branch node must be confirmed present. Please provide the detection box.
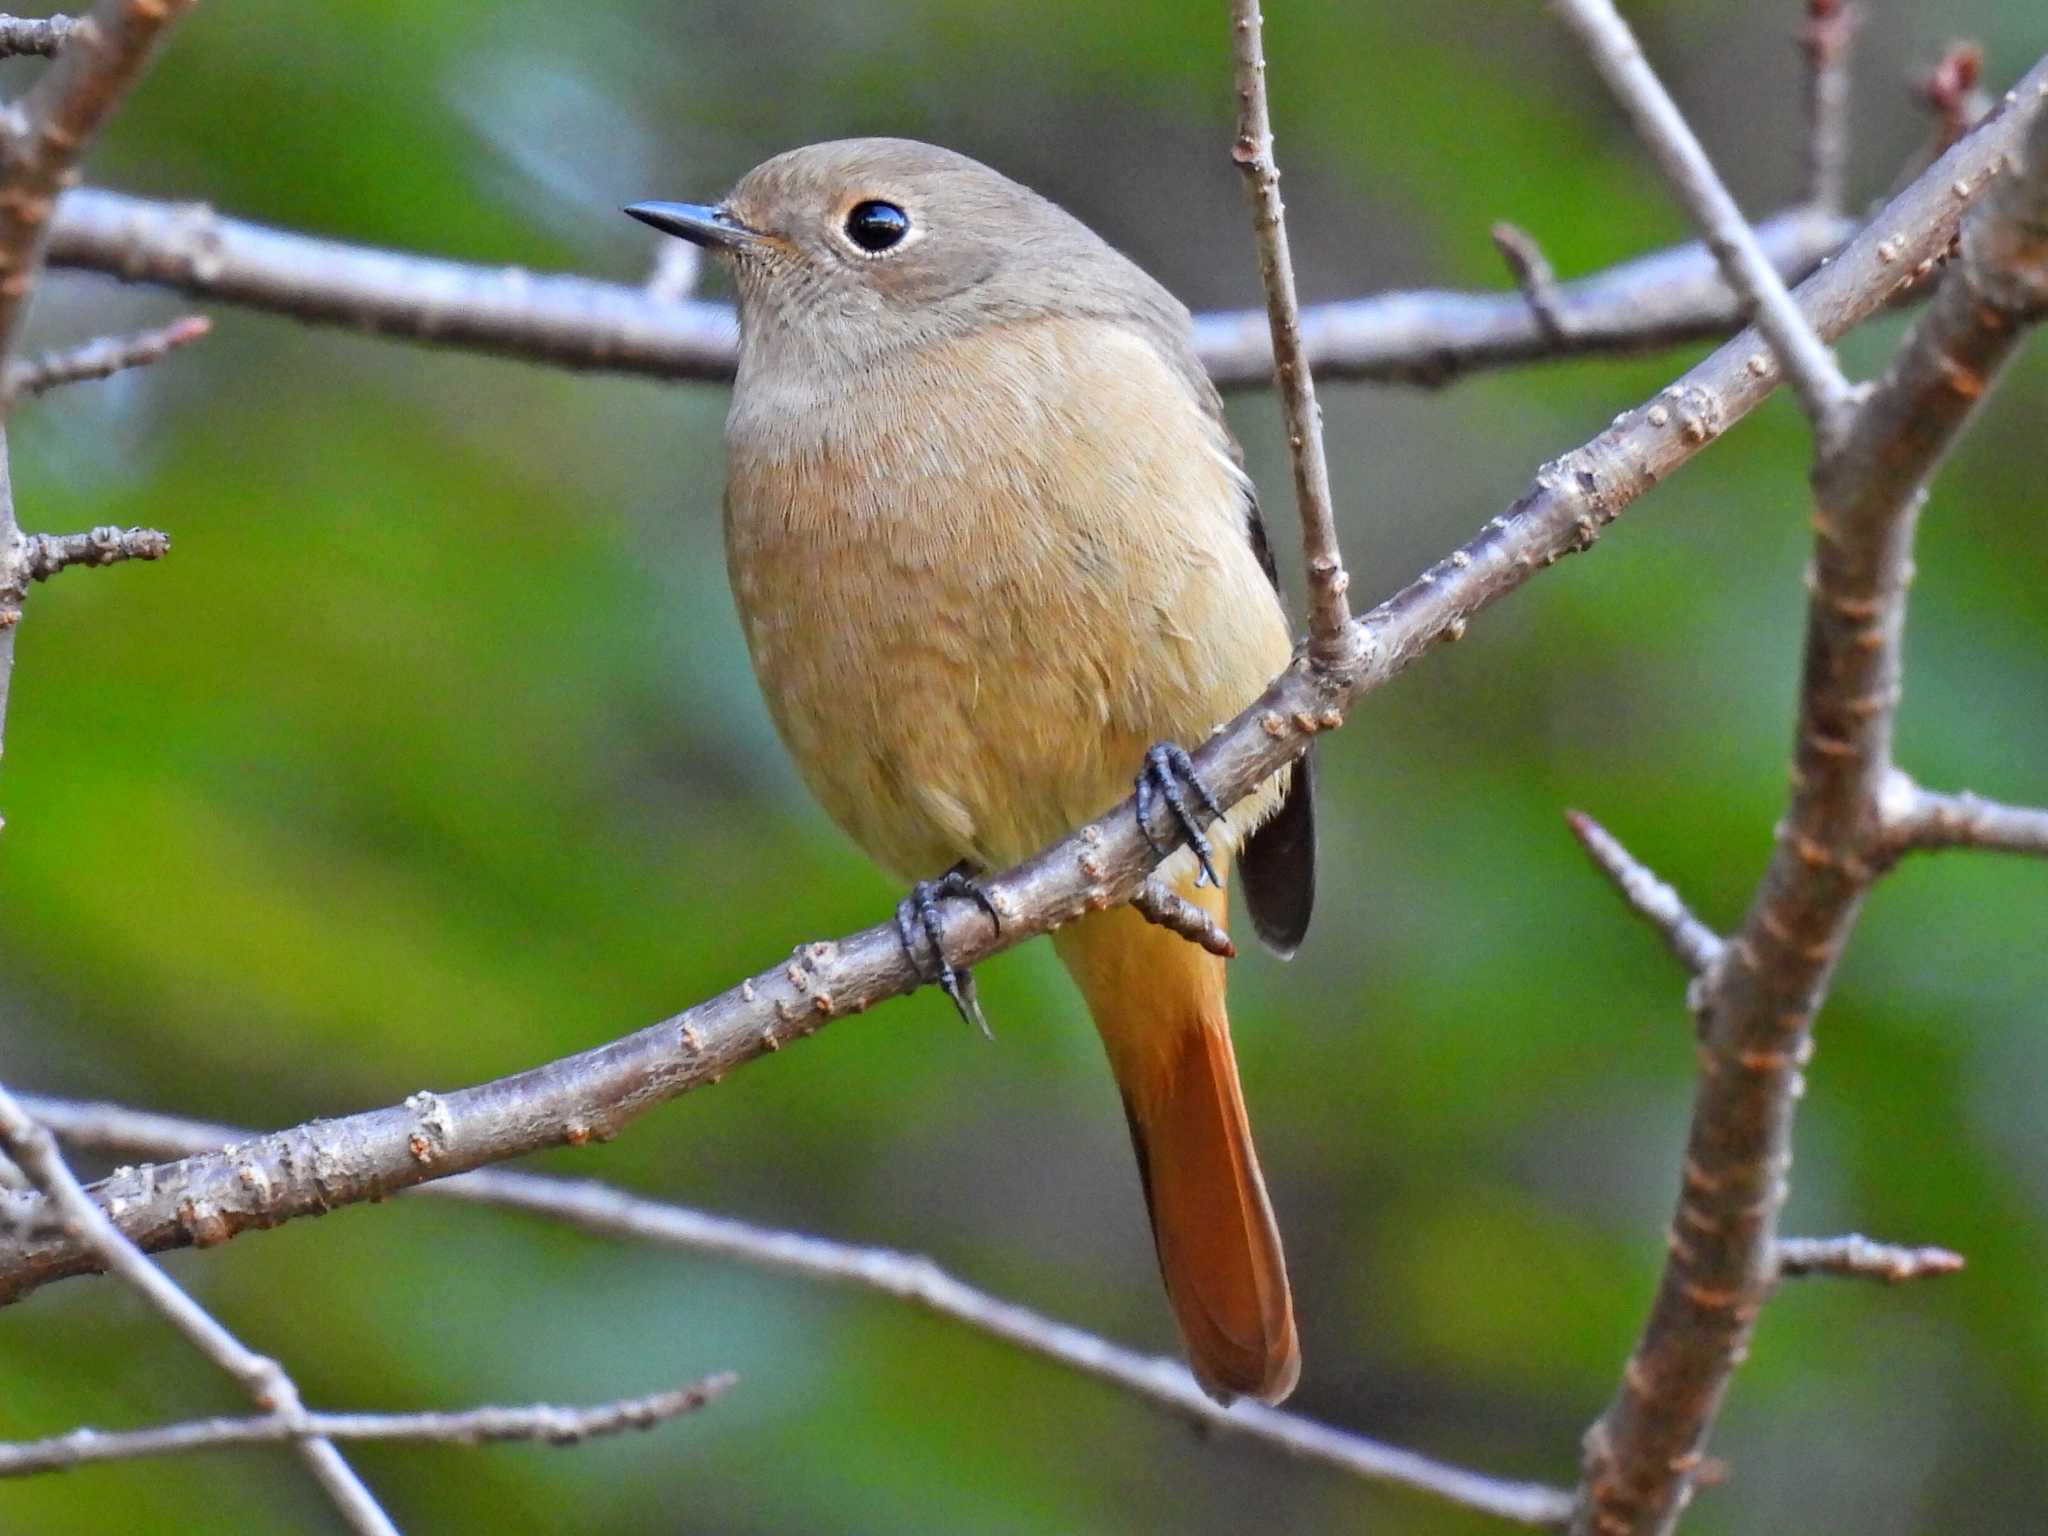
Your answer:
[1129,878,1236,958]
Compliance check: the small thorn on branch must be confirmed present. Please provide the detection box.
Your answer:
[3,314,209,403]
[1491,221,1569,342]
[1776,1234,1964,1282]
[0,15,78,58]
[21,525,169,581]
[1565,810,1724,975]
[1130,878,1236,958]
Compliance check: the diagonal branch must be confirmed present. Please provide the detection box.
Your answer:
[11,1094,1574,1528]
[0,1083,397,1536]
[0,15,77,57]
[0,62,2039,1310]
[1229,0,1353,659]
[1552,0,1854,430]
[1565,811,1723,976]
[44,186,1851,392]
[1573,86,2048,1536]
[0,1376,735,1477]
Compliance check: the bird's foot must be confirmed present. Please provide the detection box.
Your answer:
[894,866,1001,1039]
[1135,741,1224,889]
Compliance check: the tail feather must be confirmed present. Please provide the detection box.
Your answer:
[1055,880,1299,1404]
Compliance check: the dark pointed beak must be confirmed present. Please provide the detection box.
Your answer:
[623,200,766,252]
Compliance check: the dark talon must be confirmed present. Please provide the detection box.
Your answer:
[895,867,999,1039]
[1135,742,1224,888]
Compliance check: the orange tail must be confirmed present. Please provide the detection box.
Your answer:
[1053,875,1299,1405]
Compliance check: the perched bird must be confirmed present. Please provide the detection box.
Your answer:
[628,138,1314,1404]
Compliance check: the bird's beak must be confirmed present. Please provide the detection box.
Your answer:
[623,200,767,253]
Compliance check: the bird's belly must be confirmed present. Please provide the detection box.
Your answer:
[729,513,1153,878]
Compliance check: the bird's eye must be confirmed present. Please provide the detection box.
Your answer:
[844,200,910,254]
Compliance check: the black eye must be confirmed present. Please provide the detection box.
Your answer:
[844,200,910,253]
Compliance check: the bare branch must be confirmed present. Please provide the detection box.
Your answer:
[0,1376,735,1478]
[1799,1,1860,214]
[1879,778,2048,859]
[45,188,1850,393]
[19,524,168,580]
[1492,222,1569,343]
[0,14,77,57]
[1129,878,1237,958]
[0,0,200,384]
[1775,1234,1964,1283]
[4,314,209,402]
[643,236,701,303]
[1,64,2038,1308]
[13,1095,1572,1528]
[1552,0,1854,429]
[0,432,18,771]
[1229,0,1352,660]
[1574,83,2048,1536]
[0,1083,396,1535]
[1564,811,1722,976]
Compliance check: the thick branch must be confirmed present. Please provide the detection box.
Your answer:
[0,1083,396,1536]
[1879,779,2048,859]
[1564,811,1722,976]
[1574,84,2048,1536]
[0,0,198,378]
[12,1095,1572,1527]
[4,314,208,402]
[0,1376,734,1477]
[1774,1234,1963,1283]
[44,186,1850,392]
[1229,0,1352,658]
[1553,0,1853,428]
[0,65,2037,1306]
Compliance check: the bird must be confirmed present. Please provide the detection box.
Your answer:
[627,138,1315,1404]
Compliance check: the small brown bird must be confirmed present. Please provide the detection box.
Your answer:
[629,138,1314,1404]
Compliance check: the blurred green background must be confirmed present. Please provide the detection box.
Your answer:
[1,1,2043,1531]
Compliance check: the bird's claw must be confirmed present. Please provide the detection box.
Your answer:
[1135,742,1224,888]
[894,867,1001,1039]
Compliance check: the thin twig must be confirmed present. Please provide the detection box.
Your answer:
[10,1095,1572,1528]
[0,1084,397,1536]
[1129,878,1236,958]
[1552,0,1854,431]
[3,314,209,402]
[1879,778,2048,859]
[1799,1,1859,215]
[643,236,701,302]
[1774,1234,1964,1283]
[46,186,1850,391]
[1492,222,1569,343]
[1564,811,1722,976]
[2,61,2040,1309]
[20,524,168,579]
[1229,0,1352,660]
[0,0,201,388]
[1573,89,2048,1536]
[1919,43,1988,158]
[0,431,18,774]
[0,1376,735,1477]
[0,14,76,57]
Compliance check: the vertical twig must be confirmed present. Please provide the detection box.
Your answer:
[1228,0,1356,666]
[1551,0,1853,433]
[0,430,18,782]
[0,1083,399,1534]
[1799,1,1858,214]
